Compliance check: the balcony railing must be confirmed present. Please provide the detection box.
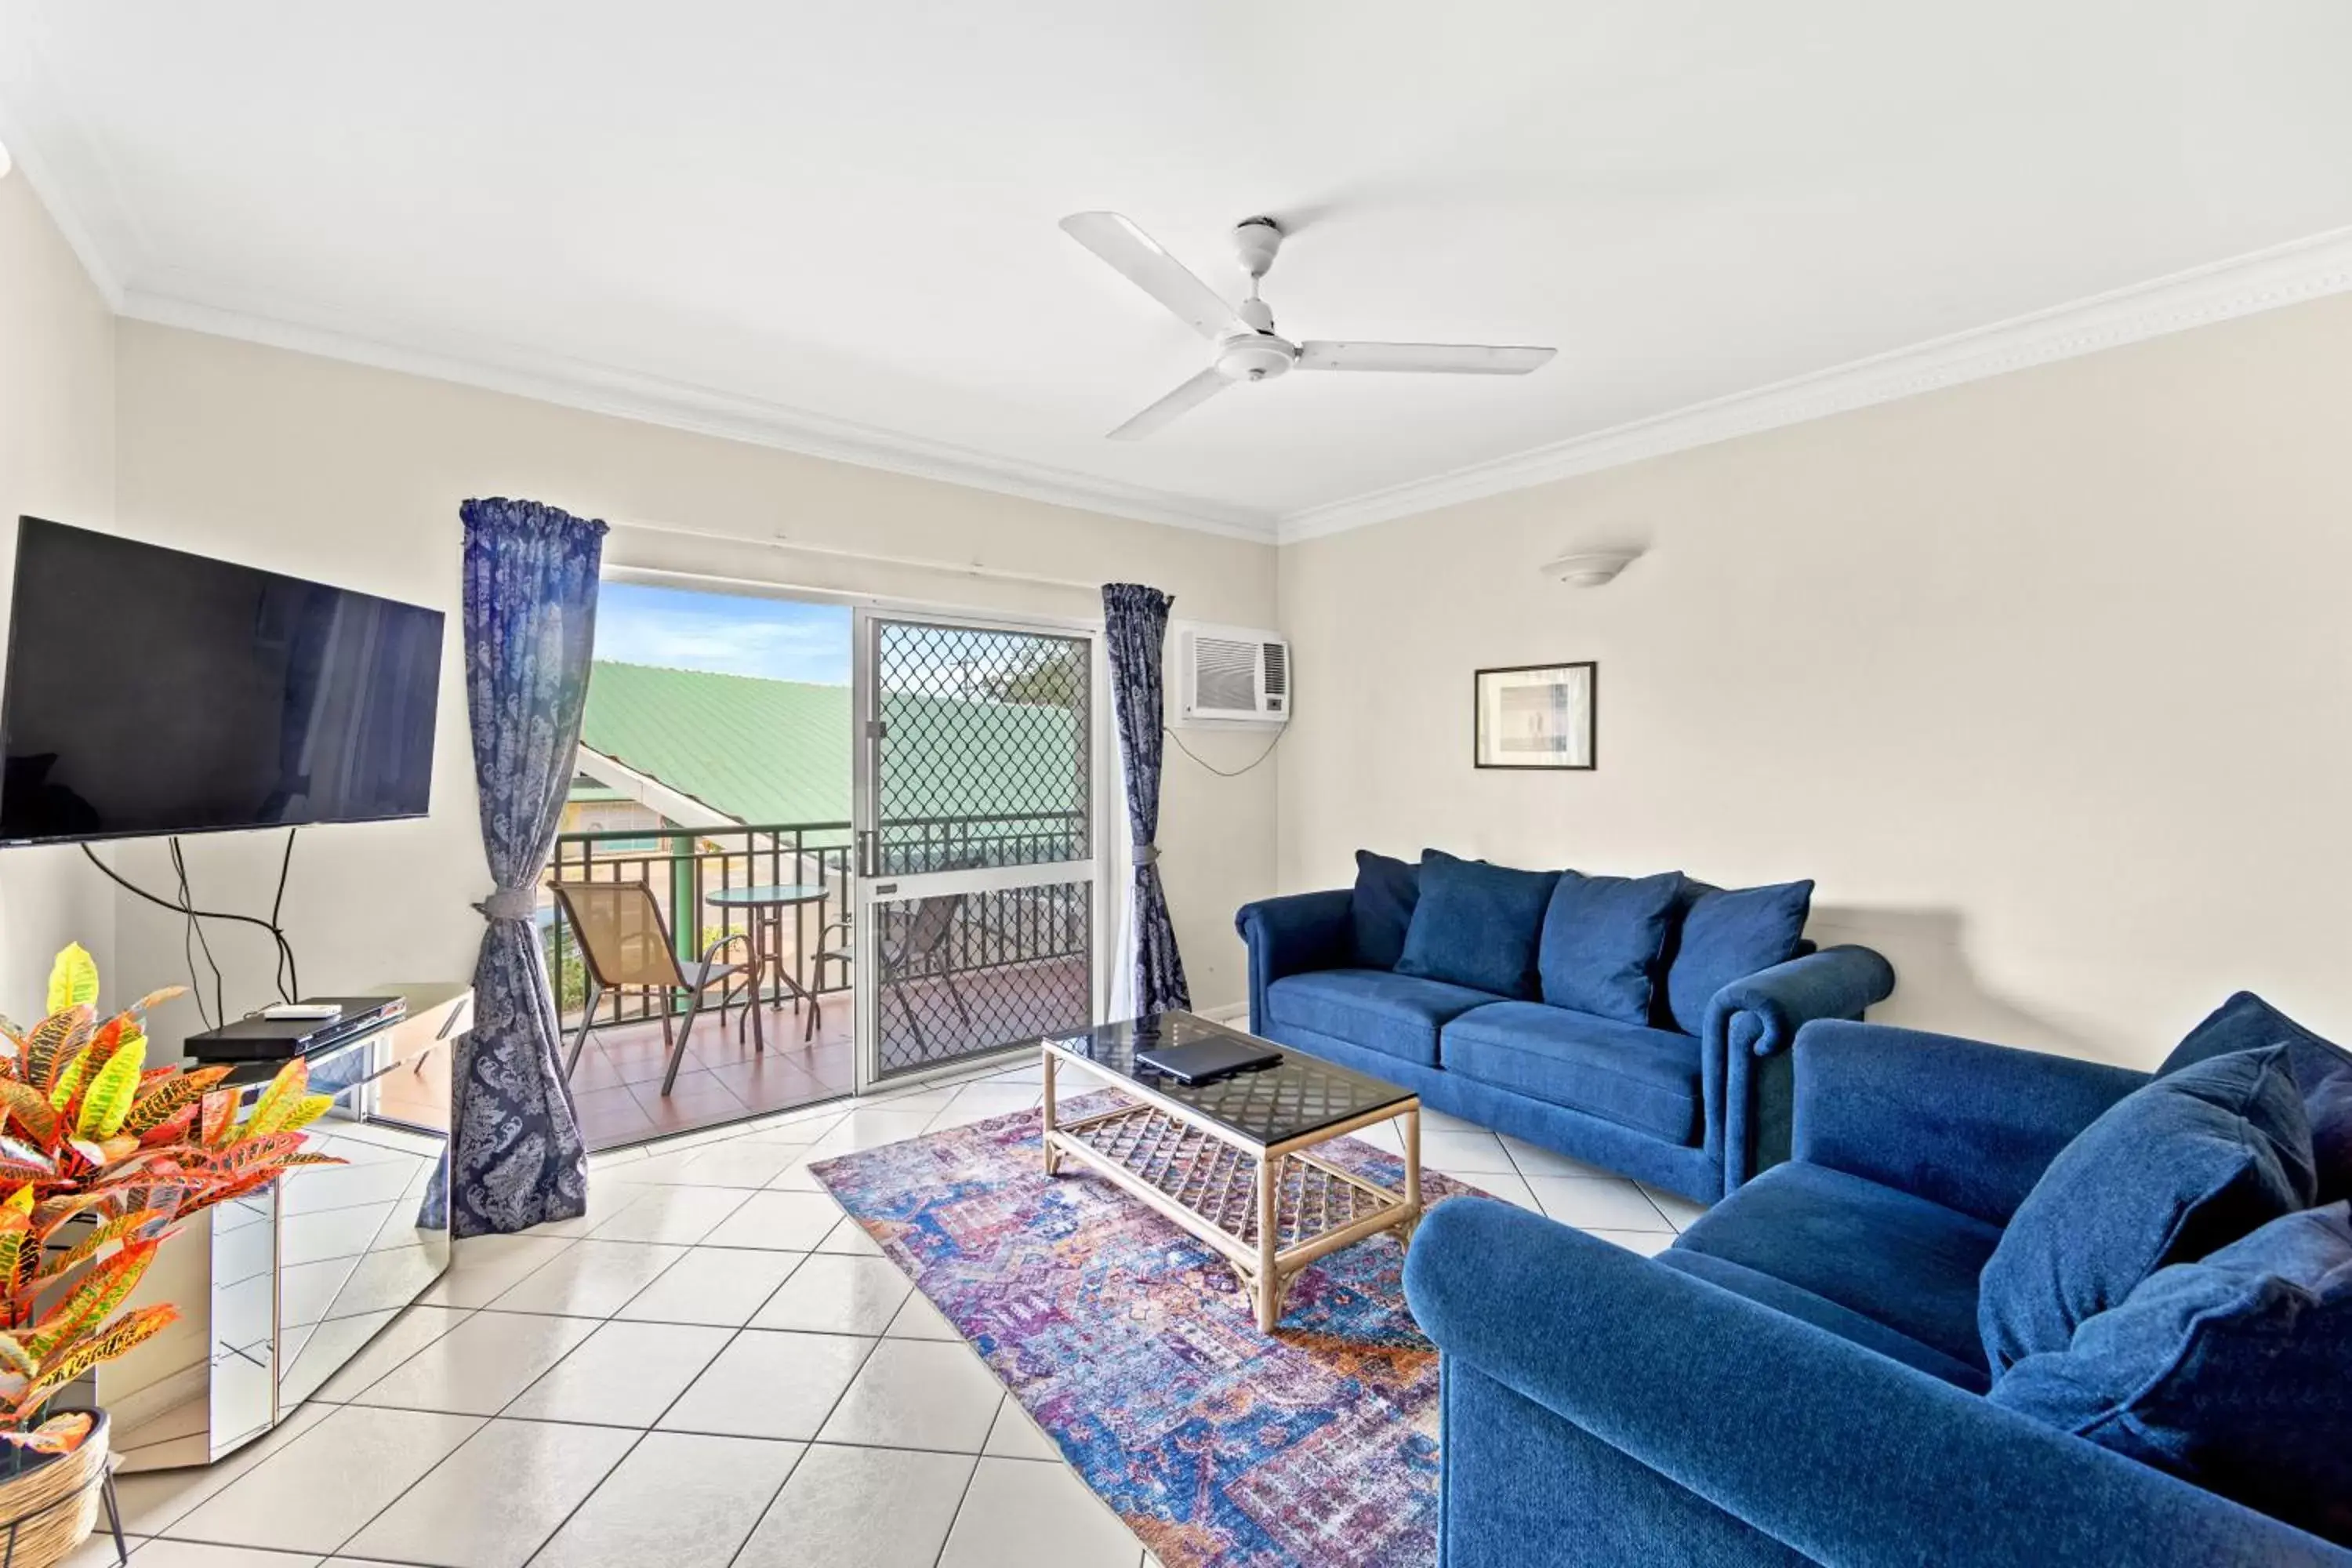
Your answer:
[545,815,1088,1033]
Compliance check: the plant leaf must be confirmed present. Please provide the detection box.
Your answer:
[239,1058,311,1141]
[20,1007,92,1092]
[18,1303,179,1410]
[124,1065,230,1135]
[34,1207,175,1286]
[27,1236,161,1359]
[0,1080,60,1144]
[76,1027,146,1138]
[47,1047,89,1113]
[0,1331,37,1381]
[45,944,99,1014]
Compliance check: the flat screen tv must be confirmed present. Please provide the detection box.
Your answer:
[1,518,445,846]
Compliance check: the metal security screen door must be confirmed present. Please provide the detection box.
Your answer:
[851,612,1100,1087]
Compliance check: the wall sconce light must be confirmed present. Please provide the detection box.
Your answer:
[1541,548,1641,587]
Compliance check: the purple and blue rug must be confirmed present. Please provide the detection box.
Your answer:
[811,1094,1471,1568]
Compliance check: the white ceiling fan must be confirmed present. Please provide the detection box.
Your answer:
[1061,211,1556,440]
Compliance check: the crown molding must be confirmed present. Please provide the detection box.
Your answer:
[1276,224,2352,543]
[0,78,124,310]
[115,288,1281,544]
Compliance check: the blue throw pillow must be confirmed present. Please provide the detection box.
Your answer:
[1349,850,1420,970]
[1661,879,1814,1035]
[1537,869,1683,1023]
[2159,991,2352,1203]
[1978,1047,2316,1375]
[1395,850,1559,999]
[1992,1202,2352,1546]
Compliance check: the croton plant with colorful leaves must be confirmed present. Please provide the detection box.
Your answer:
[0,945,339,1457]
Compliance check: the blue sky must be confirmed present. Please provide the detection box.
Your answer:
[595,583,850,684]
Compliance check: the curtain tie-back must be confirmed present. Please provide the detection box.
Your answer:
[1132,843,1161,867]
[480,888,543,926]
[476,886,539,922]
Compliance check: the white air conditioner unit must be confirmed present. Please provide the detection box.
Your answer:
[1173,621,1290,726]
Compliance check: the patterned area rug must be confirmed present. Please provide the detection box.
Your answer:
[811,1094,1470,1568]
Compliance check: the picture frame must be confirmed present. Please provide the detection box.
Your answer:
[1474,662,1596,771]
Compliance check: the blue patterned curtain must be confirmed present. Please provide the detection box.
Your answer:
[1102,583,1190,1015]
[448,497,606,1236]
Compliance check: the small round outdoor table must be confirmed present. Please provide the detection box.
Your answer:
[706,884,831,1044]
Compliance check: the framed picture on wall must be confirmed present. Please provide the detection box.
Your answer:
[1474,662,1596,770]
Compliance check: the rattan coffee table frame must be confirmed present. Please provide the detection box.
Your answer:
[1040,1041,1421,1332]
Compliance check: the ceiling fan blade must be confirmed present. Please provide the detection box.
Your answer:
[1106,367,1231,440]
[1296,341,1556,375]
[1061,212,1247,340]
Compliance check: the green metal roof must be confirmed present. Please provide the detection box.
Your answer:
[576,662,1084,832]
[580,662,854,827]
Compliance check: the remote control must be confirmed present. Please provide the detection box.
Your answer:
[261,1003,343,1021]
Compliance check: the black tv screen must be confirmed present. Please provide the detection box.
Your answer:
[1,518,445,845]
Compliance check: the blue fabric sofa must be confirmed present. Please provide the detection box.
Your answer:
[1404,1018,2352,1567]
[1235,859,1894,1202]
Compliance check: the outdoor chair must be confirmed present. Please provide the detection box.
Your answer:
[550,879,757,1096]
[818,887,974,1056]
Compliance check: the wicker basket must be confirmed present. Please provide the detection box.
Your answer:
[0,1411,109,1568]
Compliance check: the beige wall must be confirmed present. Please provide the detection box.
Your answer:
[1277,292,2352,1069]
[107,321,1279,1048]
[0,173,118,1010]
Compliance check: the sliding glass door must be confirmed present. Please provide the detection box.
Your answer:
[850,612,1102,1088]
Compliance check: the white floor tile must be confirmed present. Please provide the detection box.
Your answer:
[415,1234,574,1309]
[1590,1229,1678,1257]
[982,1397,1058,1461]
[503,1319,735,1427]
[342,1418,634,1568]
[884,1290,962,1341]
[1639,1183,1711,1231]
[110,1406,336,1537]
[751,1254,913,1334]
[310,1304,472,1403]
[1418,1108,1482,1134]
[528,1176,658,1239]
[1341,1122,1405,1156]
[1526,1176,1680,1232]
[59,1534,148,1568]
[486,1240,687,1316]
[1418,1130,1516,1174]
[1499,1134,1624,1181]
[615,1245,801,1327]
[659,1330,877,1441]
[800,1109,938,1159]
[109,1544,318,1568]
[939,1457,1142,1568]
[815,1217,887,1258]
[670,1142,815,1189]
[172,1405,483,1555]
[529,1431,804,1568]
[702,1191,846,1250]
[350,1309,600,1415]
[817,1338,1004,1454]
[734,1443,974,1568]
[1444,1171,1541,1211]
[584,1184,751,1244]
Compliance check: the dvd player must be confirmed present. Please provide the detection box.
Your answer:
[183,996,408,1062]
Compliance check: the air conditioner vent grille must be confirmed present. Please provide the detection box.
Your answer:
[1195,637,1259,713]
[1261,642,1288,698]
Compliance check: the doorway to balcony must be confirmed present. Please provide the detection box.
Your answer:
[548,582,859,1150]
[544,581,1106,1152]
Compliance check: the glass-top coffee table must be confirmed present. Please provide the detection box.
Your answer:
[1040,1011,1422,1331]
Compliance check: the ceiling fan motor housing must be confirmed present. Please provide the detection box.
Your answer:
[1215,330,1296,382]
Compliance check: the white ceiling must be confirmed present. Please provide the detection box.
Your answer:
[6,1,2352,540]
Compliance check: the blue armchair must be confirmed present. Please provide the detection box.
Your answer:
[1236,887,1893,1201]
[1403,1021,2352,1567]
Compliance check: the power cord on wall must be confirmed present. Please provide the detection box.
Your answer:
[1163,724,1287,779]
[81,829,303,1025]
